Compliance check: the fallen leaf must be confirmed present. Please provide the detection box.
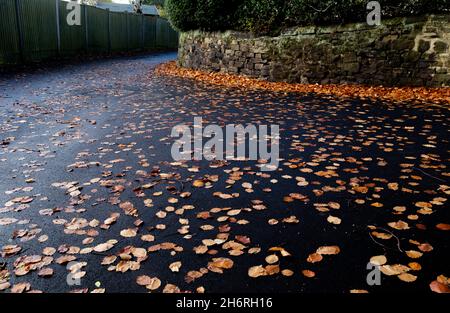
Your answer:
[169,261,182,272]
[430,280,450,293]
[265,254,279,264]
[307,253,323,263]
[302,270,316,278]
[136,275,153,286]
[146,277,162,291]
[316,246,340,255]
[248,265,266,278]
[370,255,387,266]
[120,228,137,238]
[398,273,417,282]
[436,223,450,231]
[388,220,410,230]
[327,215,342,225]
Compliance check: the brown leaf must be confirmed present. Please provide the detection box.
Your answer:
[302,270,316,278]
[101,255,117,265]
[136,275,153,286]
[146,277,162,291]
[436,223,450,231]
[193,180,205,187]
[380,264,410,276]
[120,228,137,238]
[406,250,423,259]
[316,245,340,255]
[208,258,234,273]
[163,284,181,293]
[281,269,294,277]
[93,240,116,253]
[37,268,54,277]
[327,215,342,225]
[248,265,267,278]
[307,253,323,264]
[119,201,138,217]
[430,280,450,293]
[369,255,387,266]
[388,220,410,230]
[398,273,417,282]
[169,261,182,272]
[265,254,279,264]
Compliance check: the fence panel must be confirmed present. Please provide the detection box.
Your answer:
[86,6,108,53]
[144,16,157,50]
[0,0,20,64]
[0,0,179,65]
[156,18,177,49]
[128,14,142,51]
[59,1,86,54]
[20,0,58,62]
[109,11,127,52]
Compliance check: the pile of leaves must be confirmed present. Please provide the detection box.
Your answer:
[155,61,450,105]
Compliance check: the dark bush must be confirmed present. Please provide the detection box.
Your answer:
[284,0,367,27]
[235,0,285,35]
[165,0,449,35]
[378,0,449,18]
[165,0,198,31]
[195,0,240,31]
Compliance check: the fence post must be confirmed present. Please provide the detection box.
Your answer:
[84,4,88,51]
[55,0,61,55]
[107,9,111,53]
[126,12,129,51]
[141,14,145,51]
[14,0,24,63]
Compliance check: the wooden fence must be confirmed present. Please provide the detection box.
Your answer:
[0,0,179,65]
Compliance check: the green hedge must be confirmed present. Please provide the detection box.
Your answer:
[166,0,449,35]
[165,0,197,31]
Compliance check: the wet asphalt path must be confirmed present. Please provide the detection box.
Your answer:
[0,53,449,293]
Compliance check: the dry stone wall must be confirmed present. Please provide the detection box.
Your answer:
[178,15,450,87]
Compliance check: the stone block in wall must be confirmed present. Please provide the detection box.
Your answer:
[230,44,239,51]
[434,40,448,53]
[225,49,234,56]
[418,40,432,53]
[342,62,360,73]
[403,51,421,63]
[432,73,450,86]
[435,67,448,74]
[261,67,270,77]
[392,37,415,51]
[245,62,254,70]
[254,63,264,70]
[241,68,253,76]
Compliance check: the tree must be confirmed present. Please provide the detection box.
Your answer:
[165,0,198,31]
[130,0,143,14]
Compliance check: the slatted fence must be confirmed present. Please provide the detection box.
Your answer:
[0,0,179,65]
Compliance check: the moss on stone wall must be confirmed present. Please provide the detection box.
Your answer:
[178,15,450,87]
